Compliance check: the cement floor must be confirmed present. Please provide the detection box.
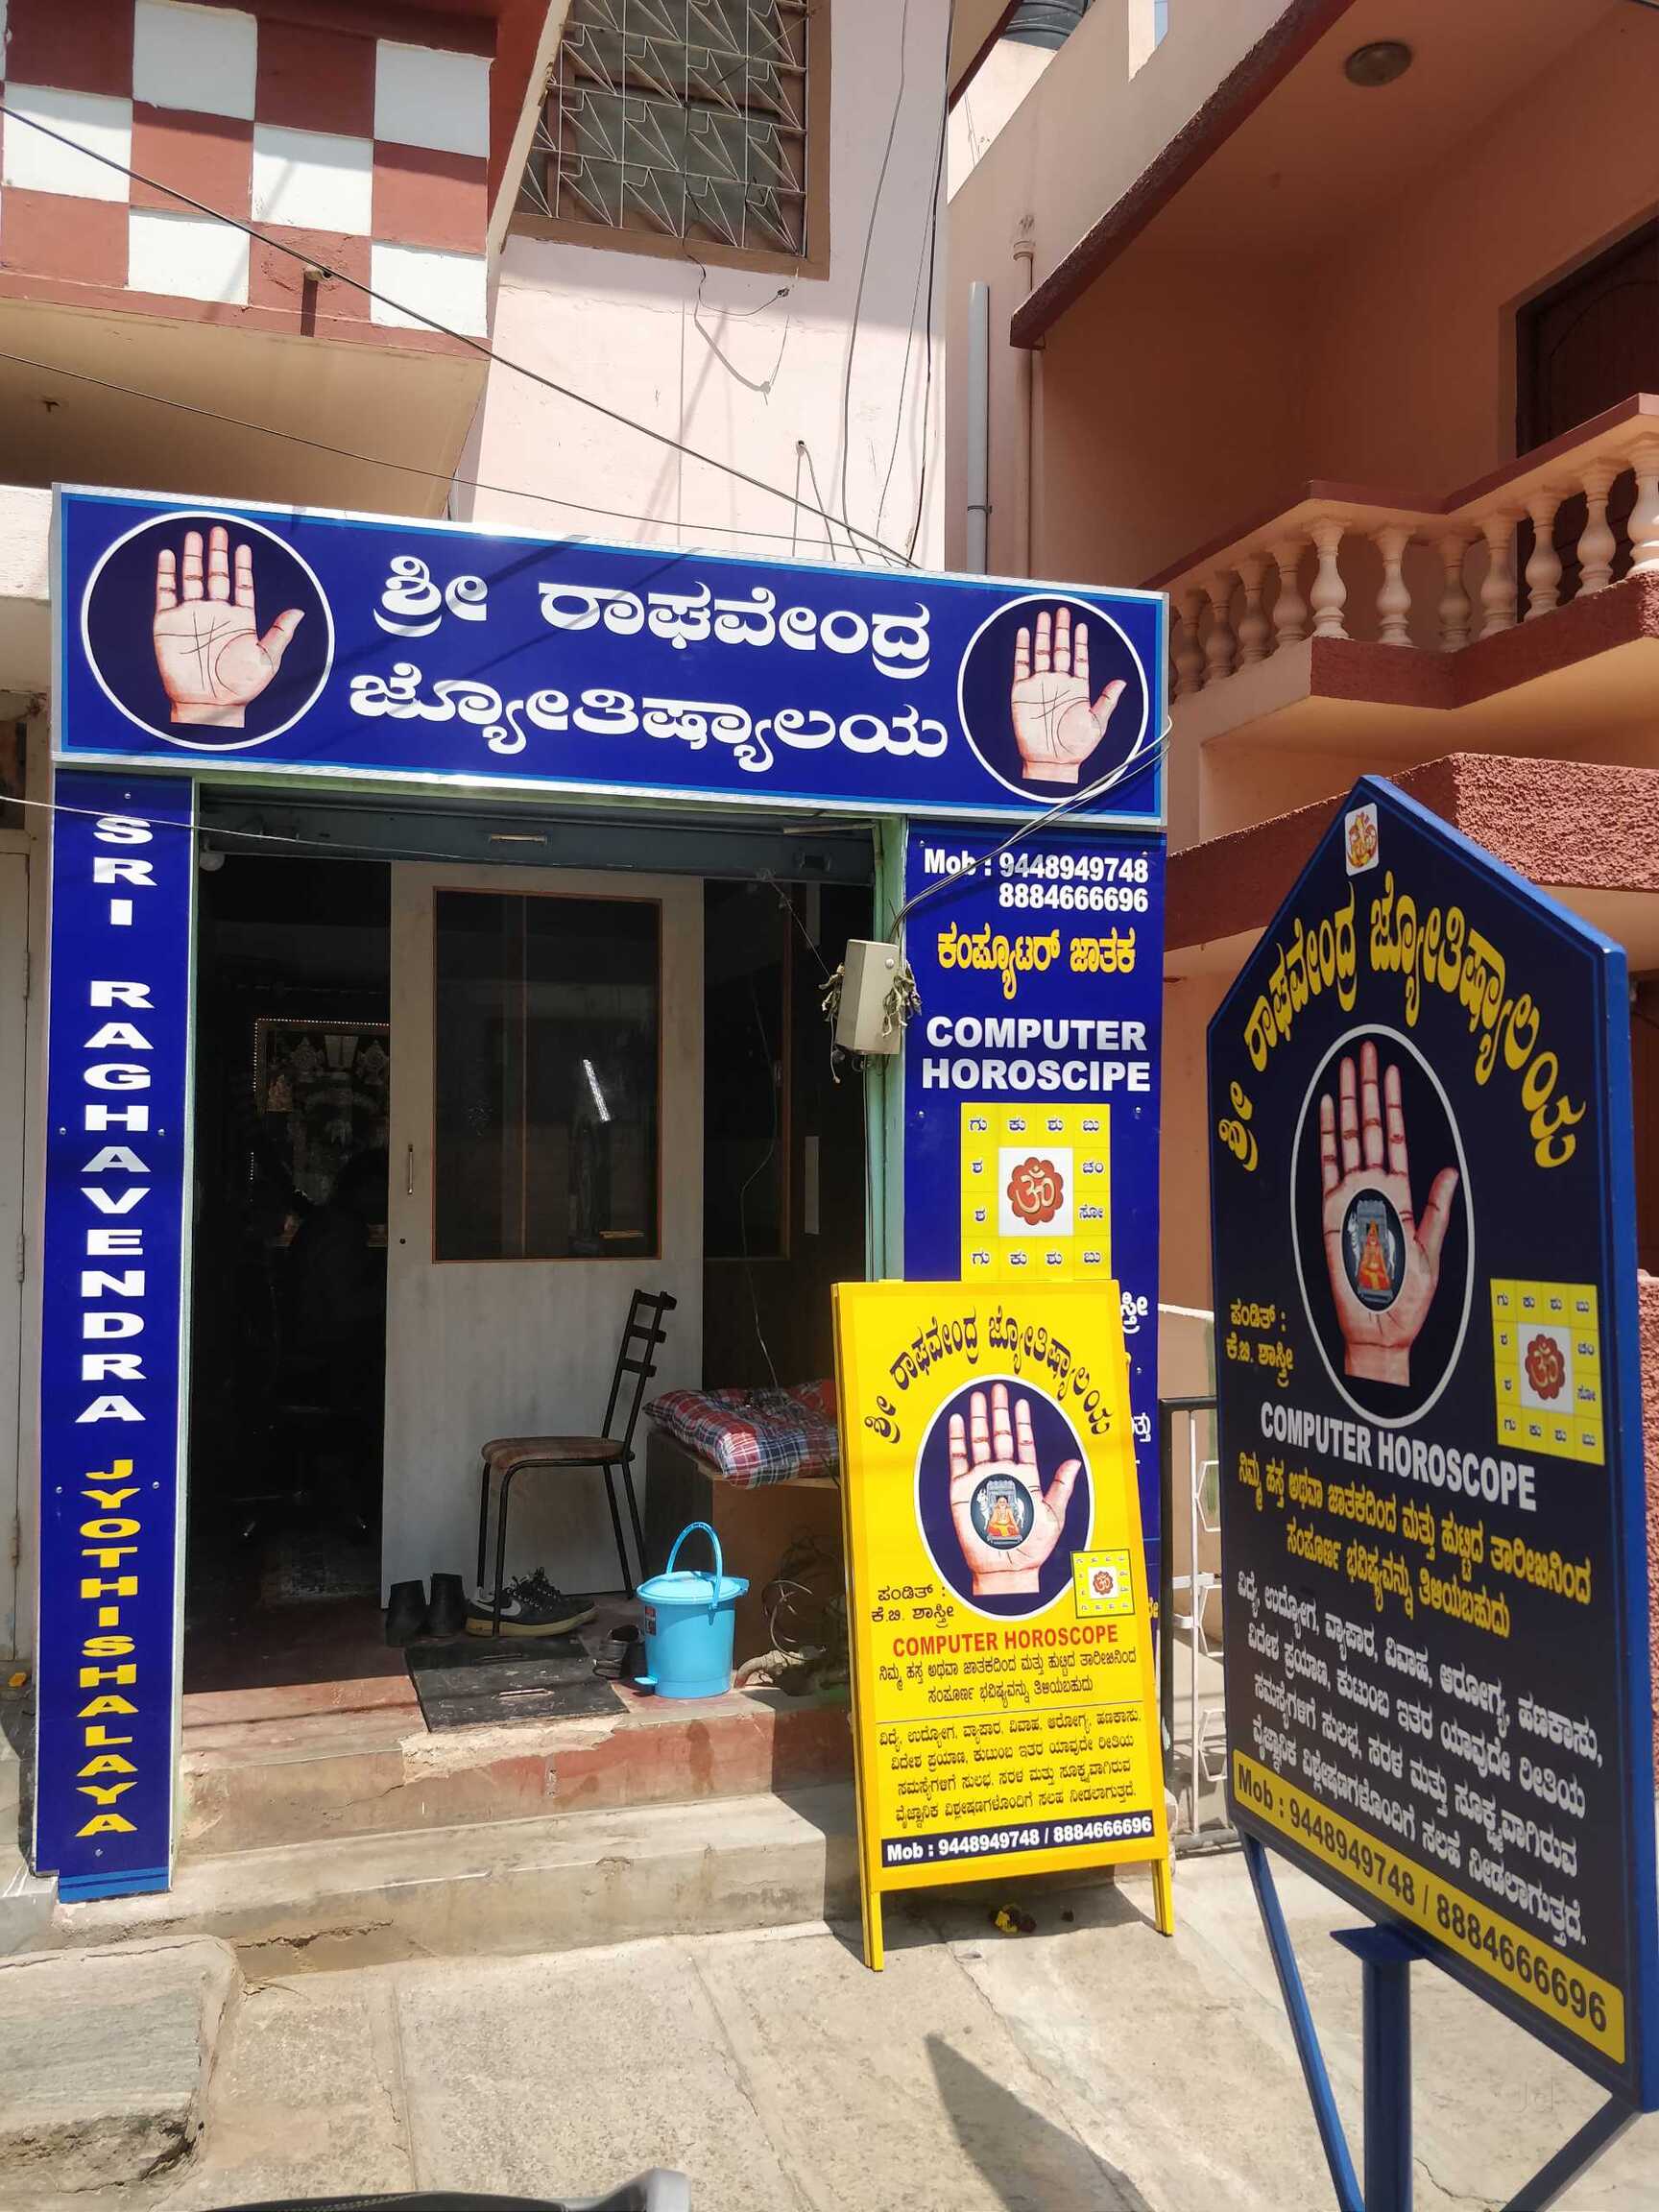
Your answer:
[19,1850,1656,2212]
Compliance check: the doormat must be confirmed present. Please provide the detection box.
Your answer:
[406,1635,626,1731]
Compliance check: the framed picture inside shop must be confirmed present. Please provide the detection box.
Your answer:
[252,1017,391,1210]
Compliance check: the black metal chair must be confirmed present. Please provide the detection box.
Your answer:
[475,1288,677,1631]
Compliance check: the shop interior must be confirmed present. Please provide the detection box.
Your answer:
[181,808,873,1719]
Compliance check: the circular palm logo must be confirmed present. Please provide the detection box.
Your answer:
[916,1378,1092,1618]
[81,510,334,752]
[956,592,1152,805]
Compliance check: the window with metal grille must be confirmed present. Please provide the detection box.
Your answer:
[518,0,815,263]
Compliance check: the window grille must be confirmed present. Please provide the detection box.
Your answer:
[519,0,813,260]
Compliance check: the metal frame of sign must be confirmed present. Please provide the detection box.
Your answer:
[52,485,1168,829]
[833,1278,1172,1973]
[1209,774,1658,2206]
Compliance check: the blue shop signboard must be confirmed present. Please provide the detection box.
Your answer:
[1209,776,1659,2106]
[902,827,1165,1582]
[56,489,1165,824]
[36,772,195,1897]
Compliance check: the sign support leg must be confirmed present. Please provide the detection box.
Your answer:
[1244,1836,1364,2212]
[1151,1852,1175,1936]
[1334,1927,1420,2212]
[1501,2095,1638,2211]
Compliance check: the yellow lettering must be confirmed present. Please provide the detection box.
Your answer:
[82,1724,133,1746]
[76,1780,137,1806]
[80,1636,134,1658]
[77,1695,138,1719]
[80,1575,138,1599]
[75,1813,137,1837]
[77,1754,137,1778]
[78,1664,136,1688]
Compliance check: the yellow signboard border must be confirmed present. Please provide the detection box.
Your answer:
[833,1279,1173,1969]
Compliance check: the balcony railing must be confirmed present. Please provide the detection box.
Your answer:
[1153,396,1659,701]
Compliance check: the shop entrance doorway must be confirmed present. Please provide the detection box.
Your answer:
[184,851,392,1695]
[383,864,704,1602]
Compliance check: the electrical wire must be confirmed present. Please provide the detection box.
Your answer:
[907,1,956,565]
[0,786,868,877]
[0,344,864,551]
[888,722,1172,941]
[0,97,917,570]
[837,0,913,563]
[876,0,955,552]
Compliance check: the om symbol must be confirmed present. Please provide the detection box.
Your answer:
[1524,1333,1567,1402]
[1006,1154,1065,1227]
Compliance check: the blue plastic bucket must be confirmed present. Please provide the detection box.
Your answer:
[637,1522,749,1700]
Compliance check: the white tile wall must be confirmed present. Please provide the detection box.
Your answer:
[133,0,257,121]
[370,240,487,339]
[129,206,250,303]
[373,41,491,159]
[1,86,132,203]
[252,125,373,235]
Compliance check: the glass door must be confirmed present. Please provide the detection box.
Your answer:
[384,864,703,1600]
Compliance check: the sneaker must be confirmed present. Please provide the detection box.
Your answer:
[466,1570,596,1639]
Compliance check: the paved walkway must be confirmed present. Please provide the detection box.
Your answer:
[16,1851,1655,2211]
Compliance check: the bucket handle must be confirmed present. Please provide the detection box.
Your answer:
[665,1521,725,1615]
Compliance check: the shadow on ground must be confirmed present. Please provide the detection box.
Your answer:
[929,2035,1157,2212]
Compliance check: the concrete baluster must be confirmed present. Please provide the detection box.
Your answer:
[1204,571,1238,685]
[1435,534,1472,651]
[1269,538,1309,646]
[1523,491,1562,618]
[1478,513,1518,637]
[1309,520,1348,639]
[1627,441,1659,574]
[1374,525,1413,645]
[1577,462,1618,593]
[1173,588,1206,697]
[1236,556,1270,664]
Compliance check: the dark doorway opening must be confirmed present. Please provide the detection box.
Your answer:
[185,851,393,1695]
[1516,219,1659,604]
[702,879,872,1389]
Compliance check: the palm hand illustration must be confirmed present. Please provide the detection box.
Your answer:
[1010,606,1126,784]
[949,1382,1081,1598]
[1319,1041,1459,1388]
[154,525,304,728]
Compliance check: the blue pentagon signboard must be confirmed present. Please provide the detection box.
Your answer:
[1209,774,1659,2108]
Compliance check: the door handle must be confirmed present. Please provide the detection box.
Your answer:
[405,1143,415,1197]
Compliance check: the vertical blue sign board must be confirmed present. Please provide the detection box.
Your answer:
[1210,776,1659,2108]
[902,827,1166,1584]
[36,771,194,1898]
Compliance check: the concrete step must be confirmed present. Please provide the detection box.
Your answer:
[52,1785,858,1972]
[0,1936,237,2192]
[181,1683,852,1855]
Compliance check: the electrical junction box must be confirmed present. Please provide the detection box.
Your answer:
[836,939,903,1055]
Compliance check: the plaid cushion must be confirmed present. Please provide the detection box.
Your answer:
[646,1381,840,1489]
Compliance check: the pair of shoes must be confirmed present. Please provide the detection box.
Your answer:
[466,1568,596,1639]
[385,1572,468,1647]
